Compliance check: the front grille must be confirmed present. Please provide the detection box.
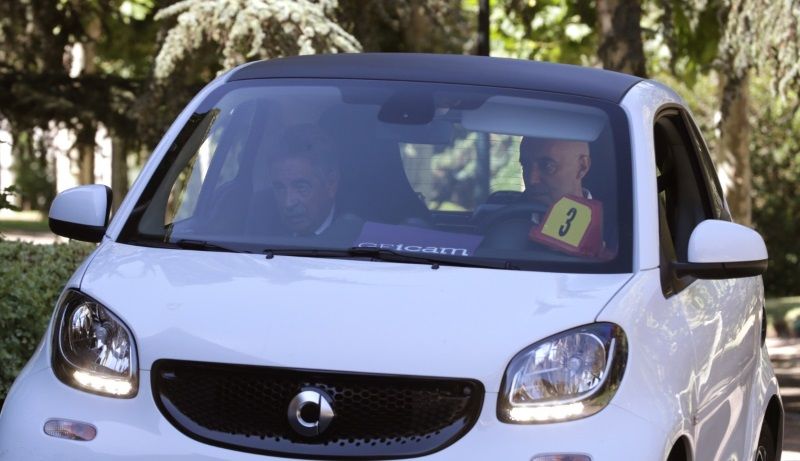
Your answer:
[152,360,484,459]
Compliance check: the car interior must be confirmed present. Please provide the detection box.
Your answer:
[152,84,623,263]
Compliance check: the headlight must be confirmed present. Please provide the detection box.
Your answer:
[52,290,138,398]
[498,323,627,424]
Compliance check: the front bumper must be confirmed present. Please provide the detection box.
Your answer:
[0,367,669,461]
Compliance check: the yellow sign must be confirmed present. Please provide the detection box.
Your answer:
[539,197,593,248]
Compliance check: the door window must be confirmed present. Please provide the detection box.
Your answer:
[683,114,731,221]
[654,110,716,294]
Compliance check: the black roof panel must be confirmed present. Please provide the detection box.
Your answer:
[228,53,642,103]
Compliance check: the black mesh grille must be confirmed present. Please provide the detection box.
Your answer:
[152,360,484,459]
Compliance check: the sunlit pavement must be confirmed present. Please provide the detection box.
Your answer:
[0,210,62,244]
[0,230,63,244]
[767,338,800,458]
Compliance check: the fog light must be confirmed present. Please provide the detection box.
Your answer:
[532,455,591,461]
[43,419,97,441]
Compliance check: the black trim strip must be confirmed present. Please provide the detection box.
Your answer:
[672,259,768,279]
[49,217,106,243]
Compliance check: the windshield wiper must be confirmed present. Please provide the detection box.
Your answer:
[346,247,519,270]
[263,246,451,268]
[260,246,519,270]
[262,248,350,259]
[348,247,450,269]
[174,239,244,253]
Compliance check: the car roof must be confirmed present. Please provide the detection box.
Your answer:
[227,53,643,103]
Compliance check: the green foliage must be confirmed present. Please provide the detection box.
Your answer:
[10,131,56,211]
[152,0,361,80]
[765,296,800,337]
[339,0,468,54]
[469,0,596,63]
[95,0,161,80]
[0,241,95,401]
[750,86,800,297]
[0,0,160,191]
[645,0,723,86]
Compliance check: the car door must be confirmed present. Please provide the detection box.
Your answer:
[654,109,762,461]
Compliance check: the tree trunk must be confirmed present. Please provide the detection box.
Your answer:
[77,144,95,184]
[76,126,95,185]
[404,1,432,52]
[717,73,752,225]
[477,0,490,56]
[75,16,101,186]
[17,130,32,210]
[111,136,128,212]
[596,0,647,77]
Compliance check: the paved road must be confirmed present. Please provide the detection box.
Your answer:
[767,338,800,460]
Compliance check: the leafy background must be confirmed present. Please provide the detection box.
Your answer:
[0,241,94,405]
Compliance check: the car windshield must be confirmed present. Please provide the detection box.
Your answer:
[120,79,632,273]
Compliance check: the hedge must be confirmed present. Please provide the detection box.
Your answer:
[0,240,95,405]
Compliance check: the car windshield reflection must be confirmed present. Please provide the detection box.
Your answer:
[120,79,633,273]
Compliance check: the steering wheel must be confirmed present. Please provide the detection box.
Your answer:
[477,201,550,233]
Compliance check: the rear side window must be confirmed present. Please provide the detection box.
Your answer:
[400,134,524,212]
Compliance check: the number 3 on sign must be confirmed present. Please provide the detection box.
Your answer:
[540,199,592,248]
[559,207,578,237]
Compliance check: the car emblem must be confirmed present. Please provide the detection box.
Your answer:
[287,388,335,437]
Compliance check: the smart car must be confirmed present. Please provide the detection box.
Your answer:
[0,54,783,461]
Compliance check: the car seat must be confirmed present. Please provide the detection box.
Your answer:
[318,106,432,225]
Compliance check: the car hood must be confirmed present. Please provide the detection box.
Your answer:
[80,242,633,391]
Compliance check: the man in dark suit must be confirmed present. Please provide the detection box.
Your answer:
[266,126,340,236]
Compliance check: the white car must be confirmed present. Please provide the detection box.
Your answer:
[0,54,783,461]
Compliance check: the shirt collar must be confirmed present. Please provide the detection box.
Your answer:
[314,206,335,235]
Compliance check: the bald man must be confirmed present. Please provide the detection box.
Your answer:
[518,137,592,206]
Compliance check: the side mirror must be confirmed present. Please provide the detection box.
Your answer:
[48,185,112,243]
[673,219,768,279]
